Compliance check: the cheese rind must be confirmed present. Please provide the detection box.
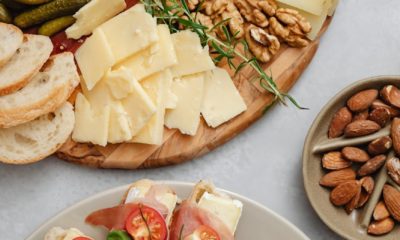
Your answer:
[108,102,132,144]
[164,73,205,136]
[326,0,339,16]
[201,68,246,128]
[105,67,135,99]
[65,0,126,39]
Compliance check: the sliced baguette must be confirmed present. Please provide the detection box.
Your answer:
[0,23,23,67]
[0,102,75,164]
[0,52,79,128]
[0,34,53,96]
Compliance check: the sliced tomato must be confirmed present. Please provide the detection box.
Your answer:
[73,237,92,240]
[125,205,167,240]
[188,225,220,240]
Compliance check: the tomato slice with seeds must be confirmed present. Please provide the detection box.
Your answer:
[73,237,92,240]
[125,205,167,240]
[188,225,220,240]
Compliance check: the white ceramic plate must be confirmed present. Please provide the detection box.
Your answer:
[27,181,309,240]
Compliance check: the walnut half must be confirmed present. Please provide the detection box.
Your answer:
[245,24,280,63]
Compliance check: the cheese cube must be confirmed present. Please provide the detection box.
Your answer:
[170,30,215,77]
[105,67,135,99]
[164,73,205,136]
[198,192,243,234]
[276,0,326,16]
[65,0,126,39]
[75,29,115,90]
[201,68,247,128]
[108,102,132,144]
[72,93,110,146]
[116,24,177,81]
[133,70,172,145]
[98,11,158,64]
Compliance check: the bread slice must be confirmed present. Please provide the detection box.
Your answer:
[0,52,79,128]
[0,23,23,67]
[0,34,53,96]
[0,102,75,164]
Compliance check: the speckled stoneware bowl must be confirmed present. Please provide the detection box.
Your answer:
[303,76,400,240]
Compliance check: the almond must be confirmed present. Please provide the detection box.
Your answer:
[322,152,352,170]
[353,110,369,121]
[341,146,370,163]
[347,89,378,112]
[381,85,400,108]
[369,108,390,127]
[330,180,359,206]
[344,120,381,138]
[373,201,390,221]
[383,184,400,221]
[319,168,356,188]
[360,176,375,194]
[328,107,352,138]
[386,157,400,186]
[368,136,392,155]
[358,155,387,177]
[356,191,370,208]
[367,218,395,236]
[371,99,400,117]
[345,183,361,214]
[391,118,400,156]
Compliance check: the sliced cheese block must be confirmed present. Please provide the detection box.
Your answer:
[201,68,246,128]
[276,0,326,16]
[66,0,126,39]
[116,24,177,81]
[98,11,158,64]
[164,73,205,136]
[72,93,110,146]
[198,192,243,234]
[108,102,132,144]
[327,0,339,16]
[133,70,172,145]
[75,29,114,90]
[170,30,215,77]
[105,67,135,99]
[81,73,114,108]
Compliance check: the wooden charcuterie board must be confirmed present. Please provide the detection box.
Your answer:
[56,17,332,169]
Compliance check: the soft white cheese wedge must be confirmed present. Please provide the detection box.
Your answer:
[164,73,205,136]
[65,0,126,39]
[197,192,243,234]
[170,30,215,78]
[105,67,135,99]
[201,68,247,128]
[45,227,91,240]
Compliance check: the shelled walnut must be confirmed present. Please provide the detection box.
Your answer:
[245,24,280,63]
[233,0,277,28]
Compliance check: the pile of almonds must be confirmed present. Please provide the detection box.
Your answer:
[320,85,400,236]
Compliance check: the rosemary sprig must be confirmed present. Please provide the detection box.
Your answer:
[143,0,305,108]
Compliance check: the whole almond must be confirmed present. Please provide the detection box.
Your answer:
[344,120,381,138]
[345,184,361,214]
[386,157,400,186]
[319,168,356,188]
[391,118,400,156]
[358,155,387,177]
[353,110,369,121]
[368,136,392,155]
[369,108,390,127]
[373,201,390,221]
[328,107,352,138]
[347,89,378,112]
[381,85,400,108]
[322,152,352,170]
[371,99,400,117]
[367,218,395,236]
[342,146,370,162]
[330,180,359,206]
[360,176,375,194]
[383,184,400,221]
[357,191,370,208]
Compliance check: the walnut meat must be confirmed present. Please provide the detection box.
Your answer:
[245,24,280,63]
[234,0,278,28]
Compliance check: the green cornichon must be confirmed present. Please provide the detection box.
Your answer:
[14,0,90,28]
[107,230,132,240]
[0,3,12,23]
[14,0,52,5]
[38,15,75,36]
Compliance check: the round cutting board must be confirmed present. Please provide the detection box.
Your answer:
[57,17,333,169]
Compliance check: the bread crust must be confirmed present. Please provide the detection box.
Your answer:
[0,23,23,68]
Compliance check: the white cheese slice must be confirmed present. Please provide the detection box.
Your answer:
[197,192,243,234]
[201,68,247,128]
[45,227,90,240]
[165,91,178,109]
[81,75,114,108]
[164,73,205,136]
[72,93,110,146]
[116,24,177,81]
[108,102,132,144]
[276,0,326,16]
[65,0,126,39]
[170,30,215,77]
[98,11,158,64]
[105,67,135,99]
[133,70,172,145]
[75,29,114,90]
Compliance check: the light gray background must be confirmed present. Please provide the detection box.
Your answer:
[1,0,400,239]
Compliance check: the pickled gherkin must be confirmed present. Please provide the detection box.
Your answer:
[38,15,75,36]
[0,3,12,23]
[14,0,90,28]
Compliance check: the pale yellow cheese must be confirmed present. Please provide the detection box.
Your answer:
[75,29,114,90]
[122,3,146,14]
[165,90,178,109]
[81,75,114,109]
[116,24,177,81]
[72,93,110,146]
[108,102,132,143]
[326,0,339,16]
[65,0,126,39]
[276,0,326,16]
[170,30,215,77]
[201,68,247,128]
[98,11,158,64]
[105,67,135,99]
[133,70,172,145]
[164,73,205,136]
